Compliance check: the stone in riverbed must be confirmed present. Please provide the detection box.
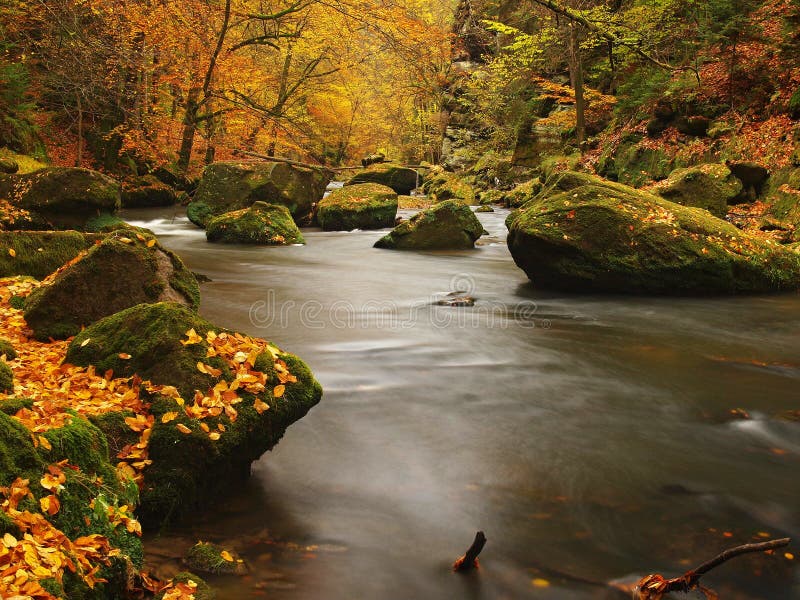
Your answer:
[206,202,304,244]
[506,172,800,294]
[374,199,484,250]
[23,235,199,340]
[316,183,397,230]
[188,161,330,227]
[65,302,322,526]
[345,163,419,195]
[0,230,103,279]
[121,175,178,208]
[653,164,742,217]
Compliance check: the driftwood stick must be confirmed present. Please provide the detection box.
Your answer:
[453,531,487,572]
[637,538,791,598]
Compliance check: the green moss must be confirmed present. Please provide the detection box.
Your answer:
[187,201,215,228]
[41,414,116,481]
[206,202,305,244]
[346,163,419,195]
[23,237,199,340]
[0,410,44,487]
[156,572,215,600]
[0,148,47,174]
[317,184,398,231]
[507,179,800,294]
[789,86,800,119]
[84,213,127,232]
[421,169,475,204]
[598,138,676,187]
[476,205,494,212]
[0,360,13,393]
[374,199,485,250]
[9,295,25,310]
[654,164,742,217]
[0,338,16,360]
[0,396,33,414]
[186,542,246,575]
[0,231,102,279]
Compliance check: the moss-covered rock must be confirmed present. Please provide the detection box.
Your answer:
[502,178,544,208]
[374,199,485,250]
[653,164,742,217]
[598,137,676,187]
[186,542,247,575]
[23,235,199,340]
[763,167,800,242]
[206,202,304,244]
[0,230,103,279]
[0,338,16,360]
[0,167,121,230]
[121,175,178,208]
[0,360,13,393]
[476,205,494,213]
[0,158,19,174]
[507,176,800,294]
[65,302,322,526]
[317,183,398,230]
[345,163,419,195]
[190,161,330,227]
[420,168,476,205]
[156,573,215,600]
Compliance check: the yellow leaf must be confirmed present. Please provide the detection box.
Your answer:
[38,435,52,451]
[136,233,146,241]
[146,239,156,248]
[119,237,133,244]
[273,384,285,398]
[2,533,17,548]
[161,412,178,424]
[253,398,269,414]
[176,423,192,434]
[118,353,131,360]
[8,248,15,257]
[200,422,210,432]
[80,338,91,347]
[220,550,234,562]
[196,362,208,374]
[531,578,550,588]
[208,432,221,441]
[181,328,202,345]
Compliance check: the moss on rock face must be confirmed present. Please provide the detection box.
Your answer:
[23,235,199,340]
[0,361,13,393]
[66,302,322,526]
[764,167,800,242]
[186,542,246,575]
[191,161,330,227]
[157,573,215,600]
[0,338,17,360]
[653,164,742,217]
[0,230,103,279]
[317,183,398,230]
[206,202,304,244]
[507,178,800,294]
[420,168,475,204]
[374,199,485,250]
[598,137,676,187]
[0,167,121,230]
[121,175,177,208]
[345,163,419,195]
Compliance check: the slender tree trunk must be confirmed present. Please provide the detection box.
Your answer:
[177,85,200,172]
[75,91,83,167]
[569,24,586,150]
[267,46,294,157]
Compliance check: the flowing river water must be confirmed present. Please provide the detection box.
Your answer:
[123,205,800,599]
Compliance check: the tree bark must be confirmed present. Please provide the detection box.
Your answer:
[570,24,586,149]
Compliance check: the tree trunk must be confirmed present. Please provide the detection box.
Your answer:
[75,91,83,167]
[177,86,200,173]
[569,24,586,150]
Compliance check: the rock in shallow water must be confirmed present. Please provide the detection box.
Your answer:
[374,199,484,250]
[206,202,304,244]
[317,183,397,230]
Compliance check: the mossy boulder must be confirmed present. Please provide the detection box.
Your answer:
[0,361,12,392]
[507,176,800,294]
[121,175,178,208]
[0,230,103,279]
[374,199,485,250]
[189,161,330,227]
[186,542,247,575]
[206,202,304,244]
[23,235,199,340]
[502,178,544,208]
[0,167,121,229]
[476,205,494,213]
[421,168,476,205]
[653,164,742,217]
[66,302,322,526]
[764,167,800,242]
[345,163,419,195]
[0,338,16,360]
[317,183,398,230]
[598,137,676,187]
[0,158,19,174]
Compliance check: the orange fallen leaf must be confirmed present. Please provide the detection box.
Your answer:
[118,353,131,360]
[161,412,178,424]
[220,550,234,562]
[146,239,156,248]
[8,248,16,257]
[273,384,285,398]
[176,423,192,434]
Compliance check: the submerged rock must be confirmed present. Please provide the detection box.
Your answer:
[345,163,419,195]
[66,302,322,526]
[0,167,121,229]
[24,235,199,340]
[189,161,330,227]
[374,199,484,250]
[206,202,304,244]
[317,183,398,230]
[507,174,800,294]
[654,164,742,217]
[186,542,247,575]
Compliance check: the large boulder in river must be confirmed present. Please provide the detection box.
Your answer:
[121,175,177,208]
[23,235,199,340]
[317,183,397,230]
[506,175,800,294]
[65,302,322,525]
[653,164,742,217]
[188,161,330,227]
[374,199,484,250]
[0,230,103,279]
[0,167,121,229]
[421,168,476,204]
[345,163,419,195]
[206,202,304,244]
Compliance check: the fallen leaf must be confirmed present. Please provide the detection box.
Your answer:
[118,353,131,360]
[273,384,285,398]
[8,248,15,257]
[176,423,192,434]
[161,412,178,424]
[220,550,234,562]
[80,338,91,347]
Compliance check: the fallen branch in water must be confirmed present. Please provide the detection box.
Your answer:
[453,531,487,572]
[635,538,791,600]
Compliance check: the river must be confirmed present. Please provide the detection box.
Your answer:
[124,206,800,600]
